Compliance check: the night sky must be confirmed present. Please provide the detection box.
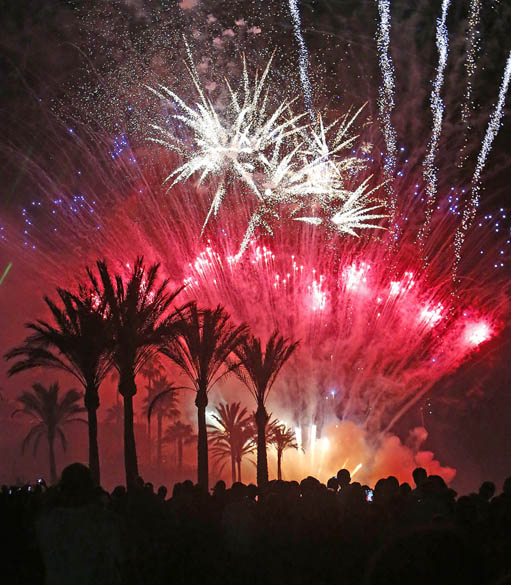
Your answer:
[0,0,510,493]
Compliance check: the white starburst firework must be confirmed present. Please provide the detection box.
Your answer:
[148,50,388,255]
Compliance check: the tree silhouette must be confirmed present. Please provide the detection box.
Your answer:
[87,257,185,489]
[5,289,111,485]
[105,402,123,427]
[144,375,180,470]
[208,401,254,484]
[13,382,86,484]
[163,421,196,471]
[139,355,165,464]
[234,331,298,487]
[161,303,248,491]
[268,421,299,480]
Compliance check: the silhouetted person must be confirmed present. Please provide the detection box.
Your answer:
[213,479,226,497]
[479,480,496,502]
[157,485,168,501]
[327,477,339,492]
[412,466,427,489]
[336,468,351,489]
[36,463,124,585]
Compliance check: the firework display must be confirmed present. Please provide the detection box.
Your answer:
[1,0,509,484]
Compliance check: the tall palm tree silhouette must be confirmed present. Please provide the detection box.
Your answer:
[268,421,299,480]
[209,401,254,484]
[234,331,298,487]
[6,289,111,485]
[144,376,180,470]
[163,421,196,471]
[87,257,184,489]
[13,382,86,484]
[161,303,248,491]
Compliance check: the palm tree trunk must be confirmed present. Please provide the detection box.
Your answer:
[147,419,152,466]
[157,412,163,471]
[48,435,57,485]
[237,458,242,483]
[85,385,100,486]
[122,392,139,490]
[195,388,209,491]
[231,449,236,485]
[277,449,282,480]
[178,437,183,470]
[255,403,269,488]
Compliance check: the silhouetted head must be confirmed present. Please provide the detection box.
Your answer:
[412,467,427,488]
[172,482,183,498]
[400,482,412,497]
[428,475,447,493]
[478,481,495,501]
[246,484,258,501]
[112,485,126,499]
[503,477,511,494]
[230,482,247,501]
[336,468,351,489]
[327,477,339,491]
[157,485,167,501]
[59,463,93,505]
[386,476,399,494]
[213,480,226,496]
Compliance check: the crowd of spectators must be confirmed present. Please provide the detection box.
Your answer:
[3,463,511,585]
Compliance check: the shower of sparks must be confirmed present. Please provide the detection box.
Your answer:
[294,176,388,237]
[182,242,499,437]
[288,0,313,114]
[418,0,452,249]
[149,54,387,256]
[457,0,482,168]
[454,50,511,273]
[375,0,398,218]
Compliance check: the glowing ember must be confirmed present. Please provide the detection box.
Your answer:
[464,321,492,347]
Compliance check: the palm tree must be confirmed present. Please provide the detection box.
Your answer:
[268,421,299,480]
[144,376,180,470]
[208,402,255,484]
[13,382,86,484]
[87,257,185,489]
[234,331,298,487]
[5,289,111,486]
[105,402,123,427]
[163,421,195,471]
[138,356,165,464]
[161,303,248,491]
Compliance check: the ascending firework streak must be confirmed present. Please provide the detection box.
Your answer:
[454,50,511,273]
[148,53,387,256]
[418,0,451,250]
[375,0,398,219]
[458,0,482,168]
[288,0,313,115]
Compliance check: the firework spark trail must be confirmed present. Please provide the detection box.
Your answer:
[454,50,511,273]
[1,7,508,483]
[149,56,386,256]
[288,0,313,115]
[418,0,452,250]
[457,0,482,168]
[182,241,499,437]
[375,0,398,219]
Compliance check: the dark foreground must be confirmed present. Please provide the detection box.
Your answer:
[3,464,511,585]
